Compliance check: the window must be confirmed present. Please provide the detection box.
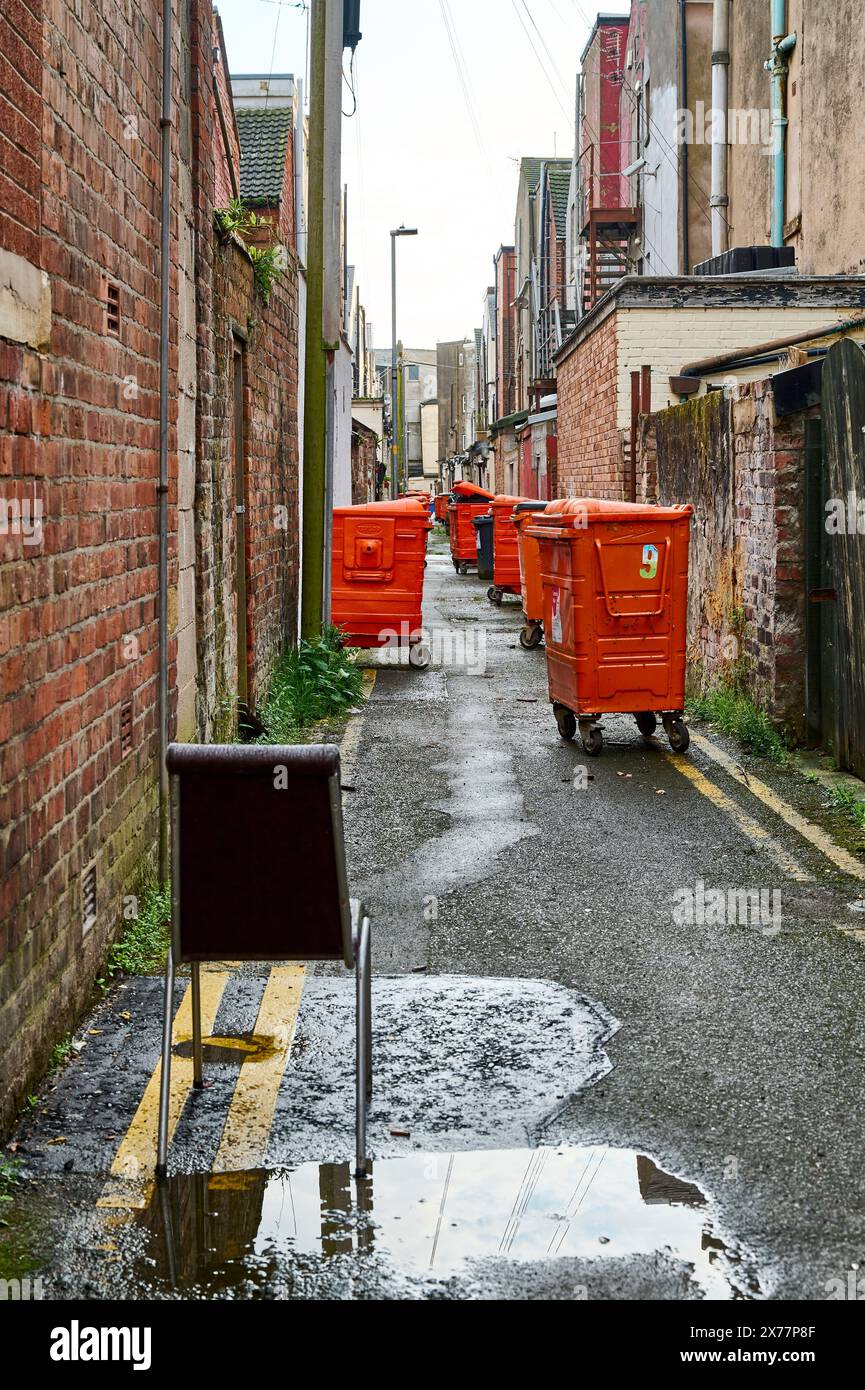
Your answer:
[408,364,419,381]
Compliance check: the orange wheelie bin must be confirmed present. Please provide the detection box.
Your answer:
[524,499,693,756]
[486,495,530,606]
[513,501,549,648]
[448,480,495,575]
[332,498,433,668]
[434,493,450,525]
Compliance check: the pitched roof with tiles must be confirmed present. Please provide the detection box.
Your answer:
[547,162,572,239]
[235,107,292,205]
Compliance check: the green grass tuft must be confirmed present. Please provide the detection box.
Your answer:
[256,627,365,741]
[825,782,865,830]
[688,682,788,762]
[105,878,171,978]
[49,1037,74,1071]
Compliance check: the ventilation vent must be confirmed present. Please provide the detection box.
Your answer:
[120,700,133,757]
[104,280,121,336]
[82,866,97,934]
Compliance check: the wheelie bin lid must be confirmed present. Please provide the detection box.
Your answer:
[490,494,531,511]
[333,498,432,526]
[452,481,495,501]
[470,512,494,528]
[512,500,549,516]
[528,498,693,528]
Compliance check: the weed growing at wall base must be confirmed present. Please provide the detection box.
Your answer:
[103,878,171,978]
[256,627,366,739]
[688,682,788,762]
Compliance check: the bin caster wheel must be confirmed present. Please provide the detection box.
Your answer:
[554,705,577,742]
[458,562,469,576]
[635,711,657,738]
[409,644,431,670]
[487,586,503,606]
[520,623,543,650]
[452,559,460,572]
[579,720,604,757]
[664,715,690,754]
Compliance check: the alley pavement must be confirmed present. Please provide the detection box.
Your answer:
[4,538,865,1300]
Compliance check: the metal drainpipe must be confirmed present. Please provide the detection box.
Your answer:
[157,0,173,886]
[765,0,797,247]
[679,0,690,273]
[710,0,730,257]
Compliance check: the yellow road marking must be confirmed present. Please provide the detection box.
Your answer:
[340,671,376,785]
[97,970,230,1209]
[691,734,865,883]
[212,966,306,1173]
[663,752,814,883]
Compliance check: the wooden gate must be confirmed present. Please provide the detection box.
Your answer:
[821,338,865,778]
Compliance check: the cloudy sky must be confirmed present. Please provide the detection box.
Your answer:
[216,0,630,349]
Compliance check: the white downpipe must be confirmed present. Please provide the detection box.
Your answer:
[710,0,730,256]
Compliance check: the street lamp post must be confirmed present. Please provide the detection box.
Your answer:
[390,226,417,498]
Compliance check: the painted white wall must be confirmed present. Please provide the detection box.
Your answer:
[333,338,354,508]
[615,305,865,427]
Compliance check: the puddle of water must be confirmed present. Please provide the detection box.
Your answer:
[173,1034,281,1066]
[138,1147,751,1298]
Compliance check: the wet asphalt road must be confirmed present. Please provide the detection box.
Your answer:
[5,538,865,1300]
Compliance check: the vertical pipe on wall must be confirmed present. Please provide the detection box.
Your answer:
[157,0,173,886]
[766,0,796,248]
[710,0,730,257]
[679,0,690,273]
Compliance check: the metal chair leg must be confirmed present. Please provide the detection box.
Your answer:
[156,944,175,1179]
[191,961,203,1090]
[364,921,372,1102]
[355,911,372,1179]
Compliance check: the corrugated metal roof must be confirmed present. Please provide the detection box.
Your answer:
[235,107,292,205]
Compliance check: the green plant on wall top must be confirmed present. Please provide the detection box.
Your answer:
[214,198,286,304]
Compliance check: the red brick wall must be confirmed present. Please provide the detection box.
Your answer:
[0,0,300,1135]
[193,7,299,733]
[649,381,810,735]
[212,13,241,212]
[0,0,42,264]
[200,238,299,727]
[0,0,175,1134]
[495,249,516,420]
[554,311,624,499]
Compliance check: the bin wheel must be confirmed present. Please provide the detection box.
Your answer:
[458,562,469,576]
[409,644,431,671]
[579,720,604,757]
[635,711,657,738]
[487,586,503,606]
[452,559,460,572]
[664,715,690,754]
[520,623,543,651]
[554,705,577,742]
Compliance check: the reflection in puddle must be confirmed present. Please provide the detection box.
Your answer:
[140,1147,753,1298]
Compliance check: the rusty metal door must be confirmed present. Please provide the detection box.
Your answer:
[821,338,865,778]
